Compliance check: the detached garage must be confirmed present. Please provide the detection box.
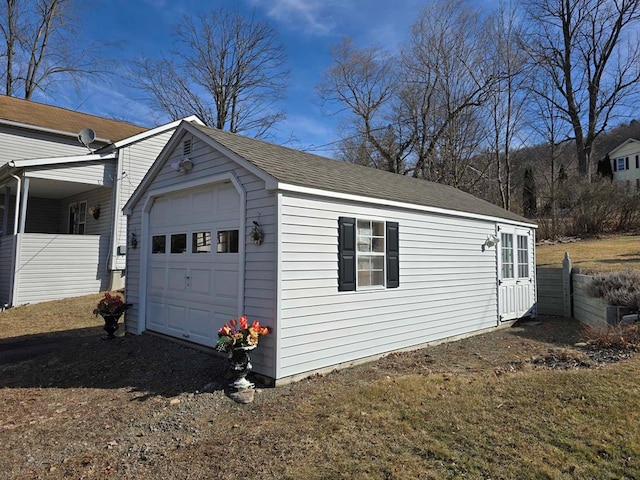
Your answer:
[123,121,537,385]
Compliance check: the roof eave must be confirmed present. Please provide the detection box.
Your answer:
[274,182,537,228]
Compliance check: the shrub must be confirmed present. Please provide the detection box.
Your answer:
[584,323,640,351]
[587,270,640,310]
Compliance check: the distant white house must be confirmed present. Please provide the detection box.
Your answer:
[0,95,203,306]
[123,121,537,385]
[608,139,640,192]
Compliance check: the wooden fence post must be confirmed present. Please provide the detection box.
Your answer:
[562,252,572,318]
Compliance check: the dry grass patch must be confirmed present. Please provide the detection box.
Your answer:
[0,292,110,340]
[536,234,640,273]
[2,297,640,479]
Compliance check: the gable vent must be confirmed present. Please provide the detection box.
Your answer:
[183,138,192,157]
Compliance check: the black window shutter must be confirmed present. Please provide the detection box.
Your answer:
[636,155,639,169]
[386,221,399,289]
[338,217,356,291]
[614,159,618,172]
[626,157,629,170]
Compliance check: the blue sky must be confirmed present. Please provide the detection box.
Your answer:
[38,0,487,155]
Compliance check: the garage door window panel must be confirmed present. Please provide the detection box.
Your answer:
[171,233,187,254]
[192,232,212,253]
[217,229,239,253]
[152,235,166,254]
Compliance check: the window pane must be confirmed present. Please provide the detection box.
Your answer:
[371,256,384,270]
[372,237,384,252]
[357,237,371,252]
[372,221,384,236]
[370,270,384,286]
[357,256,371,270]
[192,232,211,253]
[171,233,187,254]
[152,235,166,254]
[358,270,371,286]
[217,229,239,253]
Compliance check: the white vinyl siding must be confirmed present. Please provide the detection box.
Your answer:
[26,161,116,186]
[125,134,277,376]
[12,233,109,305]
[111,131,176,270]
[0,125,105,165]
[277,193,502,379]
[58,187,112,236]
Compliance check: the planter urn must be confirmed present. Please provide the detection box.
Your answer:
[100,313,123,339]
[228,345,256,390]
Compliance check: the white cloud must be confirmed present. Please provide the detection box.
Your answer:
[246,0,347,35]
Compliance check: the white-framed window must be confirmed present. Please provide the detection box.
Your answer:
[356,219,385,287]
[68,201,87,234]
[501,232,530,279]
[338,217,399,292]
[617,157,628,171]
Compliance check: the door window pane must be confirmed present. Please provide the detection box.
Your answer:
[192,232,211,253]
[217,229,239,253]
[152,235,166,254]
[501,233,514,279]
[517,235,529,278]
[170,233,187,253]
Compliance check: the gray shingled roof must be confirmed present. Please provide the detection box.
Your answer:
[194,124,533,225]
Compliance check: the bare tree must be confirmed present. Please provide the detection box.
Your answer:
[317,38,407,173]
[400,0,496,189]
[526,72,575,238]
[319,0,497,192]
[524,0,640,180]
[133,8,289,137]
[0,0,109,99]
[483,1,529,210]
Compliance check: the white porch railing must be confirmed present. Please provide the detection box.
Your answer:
[10,233,110,306]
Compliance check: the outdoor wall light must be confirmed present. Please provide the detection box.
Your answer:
[130,232,138,249]
[171,157,194,173]
[483,234,500,250]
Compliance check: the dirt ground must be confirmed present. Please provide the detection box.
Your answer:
[0,314,631,479]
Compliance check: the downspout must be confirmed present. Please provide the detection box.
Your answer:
[7,171,21,307]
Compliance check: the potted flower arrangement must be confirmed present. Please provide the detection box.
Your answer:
[216,315,271,390]
[93,292,131,339]
[88,204,100,219]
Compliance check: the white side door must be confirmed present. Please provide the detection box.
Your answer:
[498,227,534,321]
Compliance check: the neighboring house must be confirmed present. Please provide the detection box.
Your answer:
[608,139,640,191]
[123,121,537,385]
[0,94,203,306]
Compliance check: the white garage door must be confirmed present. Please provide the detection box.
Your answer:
[146,184,241,348]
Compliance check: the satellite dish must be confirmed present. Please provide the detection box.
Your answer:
[78,128,96,151]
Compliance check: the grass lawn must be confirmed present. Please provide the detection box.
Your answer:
[536,234,640,273]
